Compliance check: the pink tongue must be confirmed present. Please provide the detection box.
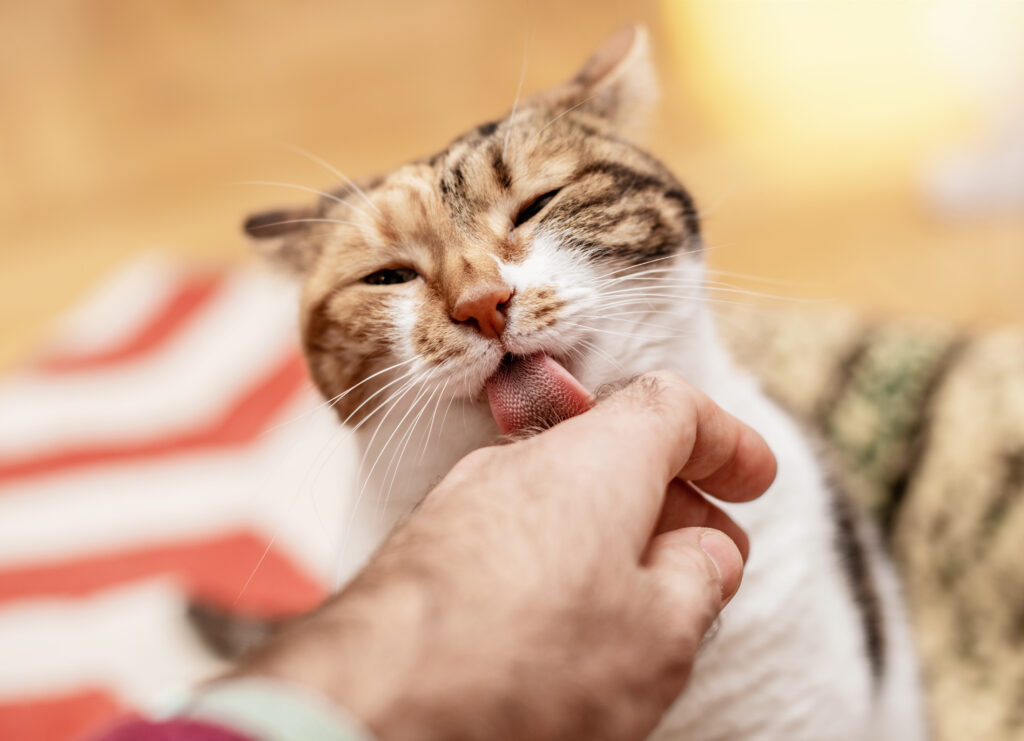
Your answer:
[485,352,593,435]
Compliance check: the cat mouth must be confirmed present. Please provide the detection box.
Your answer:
[484,352,593,435]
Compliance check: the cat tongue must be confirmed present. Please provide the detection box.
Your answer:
[485,352,593,435]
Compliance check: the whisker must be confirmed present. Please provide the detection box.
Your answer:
[563,321,688,342]
[596,290,695,302]
[690,181,739,223]
[503,33,530,158]
[577,312,686,326]
[377,401,426,516]
[299,365,418,492]
[351,372,427,475]
[238,363,423,604]
[419,377,450,462]
[598,283,824,306]
[257,384,400,599]
[704,285,824,304]
[562,342,585,368]
[333,376,417,515]
[598,285,696,298]
[576,337,625,375]
[246,217,366,231]
[282,144,382,216]
[377,382,441,520]
[233,533,279,608]
[575,315,703,342]
[267,354,418,436]
[437,374,461,437]
[596,267,741,287]
[707,304,760,338]
[535,89,603,137]
[704,267,808,288]
[238,180,357,207]
[348,374,420,436]
[591,254,680,283]
[588,298,664,313]
[595,266,686,286]
[396,380,441,466]
[332,373,424,585]
[586,241,745,284]
[597,273,821,304]
[298,368,419,527]
[589,293,783,315]
[337,366,419,431]
[355,379,433,521]
[461,373,472,432]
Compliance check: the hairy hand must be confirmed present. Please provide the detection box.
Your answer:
[235,372,777,741]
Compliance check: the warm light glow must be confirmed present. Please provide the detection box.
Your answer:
[661,0,1024,187]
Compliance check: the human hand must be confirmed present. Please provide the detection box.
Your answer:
[234,372,777,741]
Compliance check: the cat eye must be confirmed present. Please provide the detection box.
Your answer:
[363,267,419,285]
[513,189,561,228]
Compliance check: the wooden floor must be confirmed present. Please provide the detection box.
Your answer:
[2,1,1022,370]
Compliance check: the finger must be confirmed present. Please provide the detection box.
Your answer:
[673,390,777,503]
[653,481,750,562]
[528,371,774,540]
[645,527,745,608]
[514,372,702,535]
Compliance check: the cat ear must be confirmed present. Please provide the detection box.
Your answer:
[243,206,319,276]
[538,24,658,135]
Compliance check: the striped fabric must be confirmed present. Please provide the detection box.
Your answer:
[0,256,358,741]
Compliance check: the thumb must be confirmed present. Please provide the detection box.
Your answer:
[645,528,745,629]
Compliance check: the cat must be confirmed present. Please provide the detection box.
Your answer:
[245,25,928,741]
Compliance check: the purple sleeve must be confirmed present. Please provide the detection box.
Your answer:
[91,716,257,741]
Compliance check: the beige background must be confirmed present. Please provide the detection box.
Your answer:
[3,1,1023,371]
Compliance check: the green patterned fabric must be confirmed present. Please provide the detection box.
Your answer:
[719,305,1024,741]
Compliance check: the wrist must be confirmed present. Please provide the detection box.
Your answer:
[233,572,501,740]
[243,579,426,723]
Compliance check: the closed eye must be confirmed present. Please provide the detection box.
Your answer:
[363,267,418,285]
[513,189,561,228]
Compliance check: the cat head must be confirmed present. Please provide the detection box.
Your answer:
[246,25,702,424]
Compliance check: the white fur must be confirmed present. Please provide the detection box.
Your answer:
[351,248,928,740]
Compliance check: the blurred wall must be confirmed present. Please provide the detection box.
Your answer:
[2,0,1023,370]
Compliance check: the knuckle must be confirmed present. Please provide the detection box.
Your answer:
[626,371,690,412]
[636,372,699,432]
[648,370,698,403]
[597,371,697,422]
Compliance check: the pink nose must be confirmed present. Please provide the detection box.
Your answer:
[451,283,513,340]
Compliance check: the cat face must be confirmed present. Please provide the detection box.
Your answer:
[247,26,702,423]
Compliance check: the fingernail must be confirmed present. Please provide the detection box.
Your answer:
[698,528,737,601]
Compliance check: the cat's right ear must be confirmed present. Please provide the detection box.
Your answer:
[244,206,318,276]
[533,24,658,137]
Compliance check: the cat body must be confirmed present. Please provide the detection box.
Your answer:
[247,26,927,740]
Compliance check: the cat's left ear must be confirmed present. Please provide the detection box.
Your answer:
[244,206,319,276]
[536,24,658,135]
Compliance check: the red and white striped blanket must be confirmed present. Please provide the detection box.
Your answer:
[0,256,357,741]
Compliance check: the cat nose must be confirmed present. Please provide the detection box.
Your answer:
[451,283,514,340]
